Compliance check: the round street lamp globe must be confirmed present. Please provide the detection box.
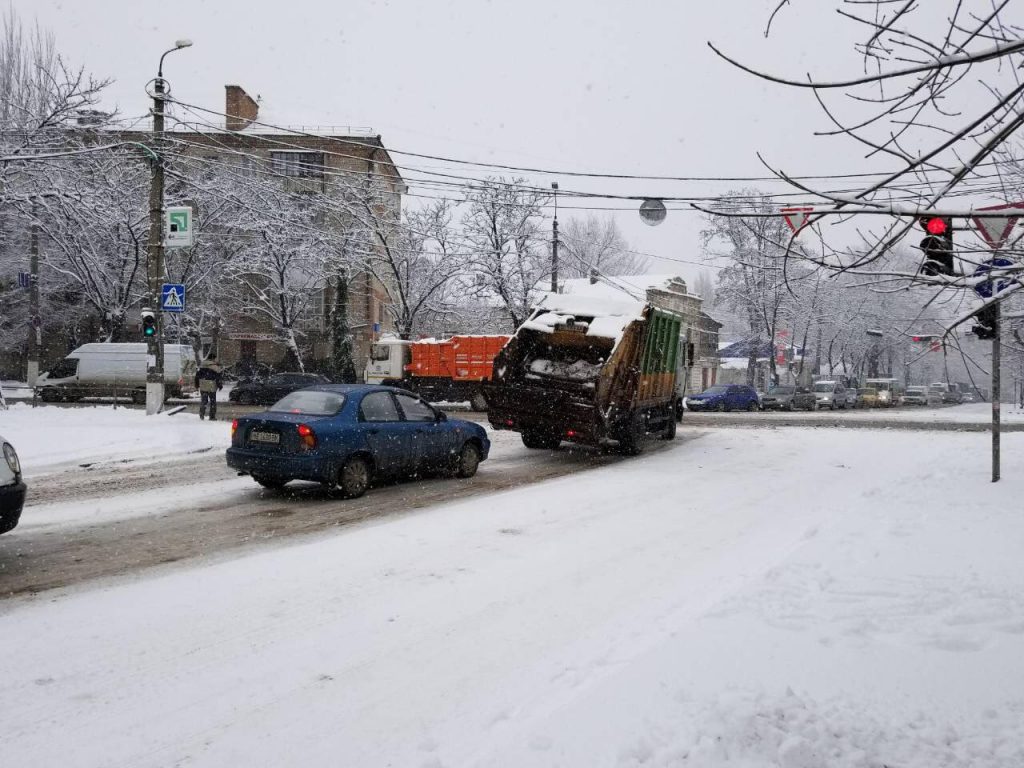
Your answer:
[639,199,667,226]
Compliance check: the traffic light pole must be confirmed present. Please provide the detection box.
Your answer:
[992,303,1001,483]
[145,75,166,415]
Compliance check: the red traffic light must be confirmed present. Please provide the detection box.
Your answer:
[921,216,949,235]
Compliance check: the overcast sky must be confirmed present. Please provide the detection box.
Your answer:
[11,0,1005,286]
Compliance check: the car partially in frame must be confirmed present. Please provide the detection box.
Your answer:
[226,384,490,498]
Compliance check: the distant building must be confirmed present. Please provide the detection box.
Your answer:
[121,85,405,374]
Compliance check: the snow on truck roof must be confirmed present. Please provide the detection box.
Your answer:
[521,293,646,342]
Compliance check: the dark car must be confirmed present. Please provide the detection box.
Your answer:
[685,384,760,412]
[226,385,491,498]
[0,434,26,535]
[760,385,816,411]
[228,372,331,406]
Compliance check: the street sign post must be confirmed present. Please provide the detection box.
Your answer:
[781,206,814,235]
[160,283,186,313]
[164,206,194,248]
[972,202,1024,250]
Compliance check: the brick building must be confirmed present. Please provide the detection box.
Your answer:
[125,85,405,375]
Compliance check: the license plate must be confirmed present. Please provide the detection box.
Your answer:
[249,430,280,444]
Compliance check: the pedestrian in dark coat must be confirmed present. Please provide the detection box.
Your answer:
[195,354,224,420]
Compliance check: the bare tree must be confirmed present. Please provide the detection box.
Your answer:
[702,1,1024,344]
[360,196,465,339]
[462,177,549,330]
[558,215,648,278]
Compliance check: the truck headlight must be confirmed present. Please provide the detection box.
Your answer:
[3,443,20,475]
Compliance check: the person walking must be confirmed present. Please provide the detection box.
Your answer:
[196,354,224,420]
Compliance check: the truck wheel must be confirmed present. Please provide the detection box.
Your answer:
[39,388,58,402]
[661,415,677,441]
[454,442,481,478]
[470,392,488,412]
[522,431,560,450]
[617,416,645,455]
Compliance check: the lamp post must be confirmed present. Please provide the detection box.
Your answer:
[550,181,559,293]
[145,39,191,415]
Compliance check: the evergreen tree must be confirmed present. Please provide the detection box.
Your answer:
[331,270,357,383]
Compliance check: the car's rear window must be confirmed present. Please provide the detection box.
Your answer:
[269,391,345,416]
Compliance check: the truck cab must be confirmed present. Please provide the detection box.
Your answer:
[364,338,410,385]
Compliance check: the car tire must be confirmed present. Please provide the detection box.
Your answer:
[470,392,488,412]
[786,401,794,411]
[238,391,254,406]
[252,475,287,490]
[338,456,371,499]
[747,401,759,412]
[131,390,146,406]
[521,431,561,450]
[717,402,727,412]
[455,442,481,478]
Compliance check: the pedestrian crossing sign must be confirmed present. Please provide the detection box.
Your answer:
[161,283,186,313]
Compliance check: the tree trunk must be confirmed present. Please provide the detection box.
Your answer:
[331,271,357,383]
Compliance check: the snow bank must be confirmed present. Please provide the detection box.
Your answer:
[0,403,230,475]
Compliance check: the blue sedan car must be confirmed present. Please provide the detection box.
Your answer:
[685,384,760,412]
[226,384,491,498]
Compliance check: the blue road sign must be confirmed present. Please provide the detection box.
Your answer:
[160,283,186,313]
[973,258,1014,299]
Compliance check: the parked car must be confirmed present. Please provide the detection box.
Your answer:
[685,384,760,412]
[228,372,331,406]
[961,391,977,403]
[941,388,964,405]
[227,384,490,498]
[857,387,880,408]
[928,384,949,405]
[903,386,929,406]
[813,380,850,410]
[760,385,815,411]
[0,434,25,534]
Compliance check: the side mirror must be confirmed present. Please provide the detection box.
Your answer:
[436,411,447,422]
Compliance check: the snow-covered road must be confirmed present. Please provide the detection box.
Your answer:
[1,426,1022,767]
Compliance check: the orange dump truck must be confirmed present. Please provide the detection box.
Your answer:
[364,335,511,410]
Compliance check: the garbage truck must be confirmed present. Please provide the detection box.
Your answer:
[485,294,682,454]
[364,334,510,410]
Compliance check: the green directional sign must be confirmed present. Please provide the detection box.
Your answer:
[164,206,194,248]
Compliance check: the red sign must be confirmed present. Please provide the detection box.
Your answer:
[972,202,1024,249]
[781,207,814,235]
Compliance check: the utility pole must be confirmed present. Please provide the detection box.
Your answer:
[26,200,40,387]
[146,40,192,415]
[550,181,559,293]
[992,303,1001,483]
[145,71,166,415]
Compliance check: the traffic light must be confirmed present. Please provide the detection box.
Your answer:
[141,308,157,339]
[919,216,955,276]
[971,304,999,340]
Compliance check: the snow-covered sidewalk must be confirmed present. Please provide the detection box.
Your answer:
[0,427,1022,767]
[0,402,230,476]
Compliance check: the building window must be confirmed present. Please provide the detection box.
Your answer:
[269,151,325,179]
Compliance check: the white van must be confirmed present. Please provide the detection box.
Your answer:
[35,343,197,404]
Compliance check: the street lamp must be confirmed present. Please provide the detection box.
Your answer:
[145,39,192,415]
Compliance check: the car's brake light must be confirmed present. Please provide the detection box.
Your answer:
[297,423,317,449]
[231,419,238,437]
